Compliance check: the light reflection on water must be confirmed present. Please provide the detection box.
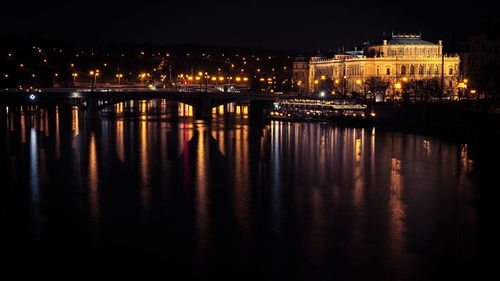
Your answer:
[0,101,494,280]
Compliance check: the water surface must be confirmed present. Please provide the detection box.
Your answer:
[2,102,498,280]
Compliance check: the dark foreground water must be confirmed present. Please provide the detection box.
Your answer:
[1,102,499,280]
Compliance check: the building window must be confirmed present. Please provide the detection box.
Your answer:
[410,65,415,75]
[434,65,439,75]
[386,68,390,75]
[418,65,424,75]
[401,65,406,75]
[449,68,453,75]
[427,65,432,75]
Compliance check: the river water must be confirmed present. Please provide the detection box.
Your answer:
[1,101,498,280]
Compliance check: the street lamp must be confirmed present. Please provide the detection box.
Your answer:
[458,79,468,100]
[139,73,147,84]
[116,73,123,85]
[204,72,209,92]
[89,70,99,90]
[356,79,366,100]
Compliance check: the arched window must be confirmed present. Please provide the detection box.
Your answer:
[418,65,424,75]
[434,65,439,75]
[401,65,407,75]
[427,65,432,75]
[410,65,415,75]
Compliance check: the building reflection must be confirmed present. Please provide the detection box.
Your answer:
[389,157,405,252]
[88,132,100,225]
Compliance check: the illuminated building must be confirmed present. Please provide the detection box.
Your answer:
[296,34,461,98]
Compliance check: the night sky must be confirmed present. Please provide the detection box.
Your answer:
[2,1,498,50]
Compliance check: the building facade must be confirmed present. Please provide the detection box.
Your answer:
[292,55,309,93]
[461,34,500,98]
[295,34,461,98]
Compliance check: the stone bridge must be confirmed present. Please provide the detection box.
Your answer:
[0,88,293,120]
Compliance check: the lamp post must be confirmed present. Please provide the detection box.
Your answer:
[204,72,209,93]
[116,73,123,85]
[356,79,365,100]
[89,70,99,91]
[401,77,409,102]
[227,76,233,92]
[458,79,468,100]
[139,73,146,85]
[394,82,402,103]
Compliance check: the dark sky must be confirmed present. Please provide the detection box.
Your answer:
[2,1,498,50]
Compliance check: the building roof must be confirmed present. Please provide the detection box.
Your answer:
[294,55,308,62]
[311,53,327,59]
[386,34,436,45]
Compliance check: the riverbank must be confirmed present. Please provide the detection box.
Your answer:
[372,102,500,140]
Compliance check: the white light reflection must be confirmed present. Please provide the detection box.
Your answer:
[29,128,41,234]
